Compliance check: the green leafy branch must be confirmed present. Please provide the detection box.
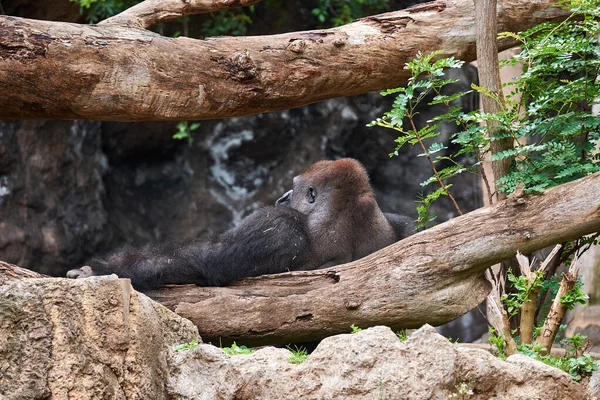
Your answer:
[368,51,469,228]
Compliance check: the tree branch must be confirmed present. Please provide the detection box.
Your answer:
[475,0,514,201]
[100,0,264,29]
[517,246,560,345]
[144,171,600,346]
[0,0,569,121]
[534,257,583,354]
[0,260,46,285]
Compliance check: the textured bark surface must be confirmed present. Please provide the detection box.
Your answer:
[535,268,579,353]
[475,0,513,201]
[101,0,265,29]
[145,172,600,346]
[0,275,199,400]
[0,0,569,121]
[0,260,46,284]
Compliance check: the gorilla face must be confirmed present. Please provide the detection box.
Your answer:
[276,160,339,218]
[277,170,339,239]
[275,185,317,213]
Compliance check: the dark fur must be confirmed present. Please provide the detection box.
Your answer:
[384,213,415,243]
[67,159,413,289]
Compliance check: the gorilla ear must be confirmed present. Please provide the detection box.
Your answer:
[308,186,316,203]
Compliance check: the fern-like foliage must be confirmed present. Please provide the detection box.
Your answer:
[368,51,469,228]
[370,0,600,229]
[494,1,600,193]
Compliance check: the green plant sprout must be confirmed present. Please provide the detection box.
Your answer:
[287,345,309,364]
[172,339,200,352]
[221,342,256,356]
[396,329,409,342]
[173,121,201,144]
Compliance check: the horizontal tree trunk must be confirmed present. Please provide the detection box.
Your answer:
[145,172,600,346]
[0,0,568,121]
[0,260,46,285]
[100,0,265,29]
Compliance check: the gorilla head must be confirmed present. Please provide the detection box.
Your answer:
[278,159,371,209]
[278,158,411,268]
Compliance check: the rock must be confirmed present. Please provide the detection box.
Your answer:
[587,369,600,399]
[0,120,108,276]
[168,325,585,400]
[0,275,199,399]
[0,275,585,399]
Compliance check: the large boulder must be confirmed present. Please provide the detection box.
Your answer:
[0,275,199,399]
[0,274,587,399]
[168,325,585,400]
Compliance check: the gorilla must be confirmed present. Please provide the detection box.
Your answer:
[67,158,413,289]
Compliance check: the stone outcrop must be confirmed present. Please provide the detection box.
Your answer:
[0,275,199,399]
[0,275,589,399]
[168,325,585,400]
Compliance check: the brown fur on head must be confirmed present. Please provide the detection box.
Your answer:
[302,159,371,193]
[291,158,375,214]
[285,158,395,267]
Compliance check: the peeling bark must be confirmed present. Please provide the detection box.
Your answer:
[0,0,569,121]
[144,172,600,346]
[0,261,46,285]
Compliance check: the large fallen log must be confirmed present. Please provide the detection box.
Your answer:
[0,0,569,121]
[0,260,46,285]
[145,172,600,346]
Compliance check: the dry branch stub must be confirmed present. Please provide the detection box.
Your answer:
[534,256,584,354]
[487,294,518,356]
[518,246,562,344]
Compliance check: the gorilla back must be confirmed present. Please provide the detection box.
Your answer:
[67,158,413,289]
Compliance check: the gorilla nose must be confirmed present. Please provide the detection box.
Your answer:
[276,190,293,207]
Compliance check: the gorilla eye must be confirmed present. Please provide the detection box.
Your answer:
[308,186,316,203]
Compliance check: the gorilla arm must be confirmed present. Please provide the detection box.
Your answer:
[67,207,312,290]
